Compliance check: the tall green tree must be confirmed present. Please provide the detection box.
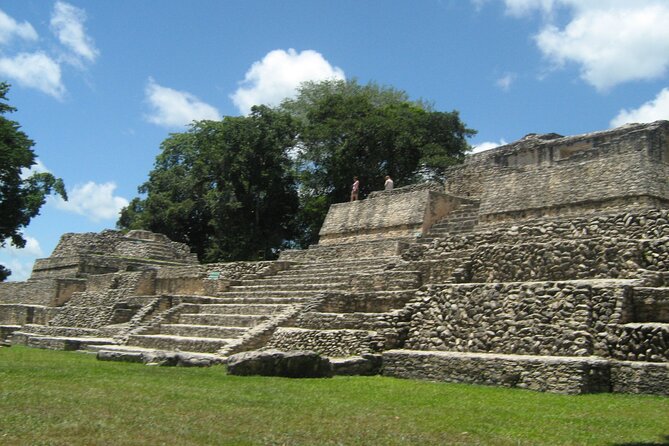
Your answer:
[280,79,476,245]
[119,105,299,262]
[0,82,67,281]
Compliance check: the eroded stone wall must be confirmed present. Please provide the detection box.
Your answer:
[318,187,466,245]
[444,121,669,222]
[403,281,640,359]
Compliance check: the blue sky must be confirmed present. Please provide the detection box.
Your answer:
[1,0,668,280]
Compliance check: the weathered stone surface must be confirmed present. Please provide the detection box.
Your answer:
[226,349,332,378]
[331,354,382,376]
[2,121,669,395]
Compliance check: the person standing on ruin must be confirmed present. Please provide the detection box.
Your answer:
[384,175,394,191]
[351,176,360,201]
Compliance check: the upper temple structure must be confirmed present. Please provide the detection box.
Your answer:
[1,120,668,395]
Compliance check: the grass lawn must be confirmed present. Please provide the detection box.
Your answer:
[1,346,667,446]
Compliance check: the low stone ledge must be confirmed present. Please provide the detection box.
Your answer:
[382,349,612,394]
[331,354,382,376]
[95,348,223,367]
[610,360,669,396]
[226,349,332,378]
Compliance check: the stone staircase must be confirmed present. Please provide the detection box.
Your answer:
[423,201,480,240]
[90,254,420,357]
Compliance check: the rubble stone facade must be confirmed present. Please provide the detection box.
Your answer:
[1,121,668,395]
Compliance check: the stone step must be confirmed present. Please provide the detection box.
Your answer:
[297,312,388,330]
[220,290,321,299]
[240,275,356,286]
[0,325,21,342]
[203,296,307,305]
[86,344,224,364]
[186,303,291,315]
[178,313,268,327]
[266,327,380,357]
[127,334,231,353]
[16,324,100,338]
[276,266,390,278]
[228,282,347,292]
[159,323,247,338]
[288,257,400,271]
[382,350,615,394]
[11,332,116,351]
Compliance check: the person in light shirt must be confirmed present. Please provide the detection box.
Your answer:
[384,175,394,191]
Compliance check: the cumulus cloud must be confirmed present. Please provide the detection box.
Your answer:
[610,88,669,128]
[495,0,669,91]
[50,1,99,66]
[0,8,38,45]
[231,49,345,115]
[472,139,507,153]
[145,78,221,128]
[52,181,129,222]
[0,236,44,281]
[2,236,44,258]
[0,52,65,99]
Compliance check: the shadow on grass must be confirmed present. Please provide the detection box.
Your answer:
[614,435,669,446]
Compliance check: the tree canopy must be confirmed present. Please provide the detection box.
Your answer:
[119,105,299,262]
[119,79,475,259]
[0,82,67,281]
[281,79,476,245]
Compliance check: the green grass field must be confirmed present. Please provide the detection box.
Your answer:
[1,346,667,446]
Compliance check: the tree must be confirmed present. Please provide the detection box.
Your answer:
[280,79,476,245]
[0,82,67,281]
[120,79,476,258]
[119,106,299,262]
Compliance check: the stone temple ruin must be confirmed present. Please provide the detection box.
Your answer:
[1,120,668,395]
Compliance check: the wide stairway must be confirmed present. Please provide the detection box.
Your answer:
[95,254,419,357]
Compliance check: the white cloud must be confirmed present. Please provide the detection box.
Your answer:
[495,1,669,91]
[50,1,99,66]
[503,0,557,17]
[2,236,44,257]
[145,78,221,128]
[0,52,65,99]
[610,88,669,128]
[472,139,507,153]
[0,8,38,45]
[496,73,515,91]
[231,48,345,115]
[0,236,44,282]
[52,181,129,222]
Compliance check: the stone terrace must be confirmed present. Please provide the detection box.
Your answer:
[2,120,668,395]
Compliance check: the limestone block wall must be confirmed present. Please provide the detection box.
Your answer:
[0,278,84,306]
[403,281,635,358]
[318,187,464,245]
[0,304,59,325]
[264,327,383,357]
[410,209,669,284]
[383,350,612,394]
[468,239,643,282]
[47,271,154,328]
[204,261,292,281]
[49,230,196,263]
[478,150,669,222]
[280,240,408,262]
[444,121,669,222]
